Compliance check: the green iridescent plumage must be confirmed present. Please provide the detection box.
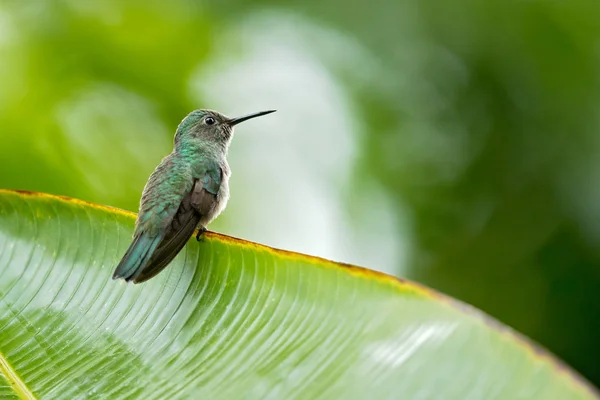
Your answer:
[112,108,275,283]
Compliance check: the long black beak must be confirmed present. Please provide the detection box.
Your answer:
[227,110,276,126]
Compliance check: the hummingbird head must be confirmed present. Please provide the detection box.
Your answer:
[174,109,276,152]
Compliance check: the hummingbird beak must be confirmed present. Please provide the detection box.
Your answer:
[227,110,276,126]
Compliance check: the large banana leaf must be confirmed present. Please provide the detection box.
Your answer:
[0,190,596,399]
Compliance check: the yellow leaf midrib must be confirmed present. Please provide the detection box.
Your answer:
[0,351,36,400]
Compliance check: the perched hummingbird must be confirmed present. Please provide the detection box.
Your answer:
[112,108,276,283]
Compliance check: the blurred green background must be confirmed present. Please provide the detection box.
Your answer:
[1,0,599,388]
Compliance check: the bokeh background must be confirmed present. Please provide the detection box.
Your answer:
[1,0,599,388]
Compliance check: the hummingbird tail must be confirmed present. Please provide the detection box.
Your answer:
[112,233,162,282]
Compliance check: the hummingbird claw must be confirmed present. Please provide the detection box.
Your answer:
[196,227,207,242]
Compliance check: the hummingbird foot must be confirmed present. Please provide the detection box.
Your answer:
[196,227,207,242]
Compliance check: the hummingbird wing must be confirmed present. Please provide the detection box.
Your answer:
[127,163,223,283]
[129,180,203,283]
[112,157,189,282]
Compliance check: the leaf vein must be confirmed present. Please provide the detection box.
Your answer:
[0,351,36,400]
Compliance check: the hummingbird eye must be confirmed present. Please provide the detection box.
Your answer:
[204,116,216,125]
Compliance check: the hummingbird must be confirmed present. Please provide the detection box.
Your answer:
[112,108,276,283]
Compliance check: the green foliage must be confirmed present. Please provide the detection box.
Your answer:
[0,190,597,399]
[1,0,600,390]
[335,0,600,384]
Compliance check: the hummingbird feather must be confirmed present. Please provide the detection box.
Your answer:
[112,233,163,281]
[133,179,207,283]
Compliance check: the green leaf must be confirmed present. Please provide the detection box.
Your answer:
[0,190,596,399]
